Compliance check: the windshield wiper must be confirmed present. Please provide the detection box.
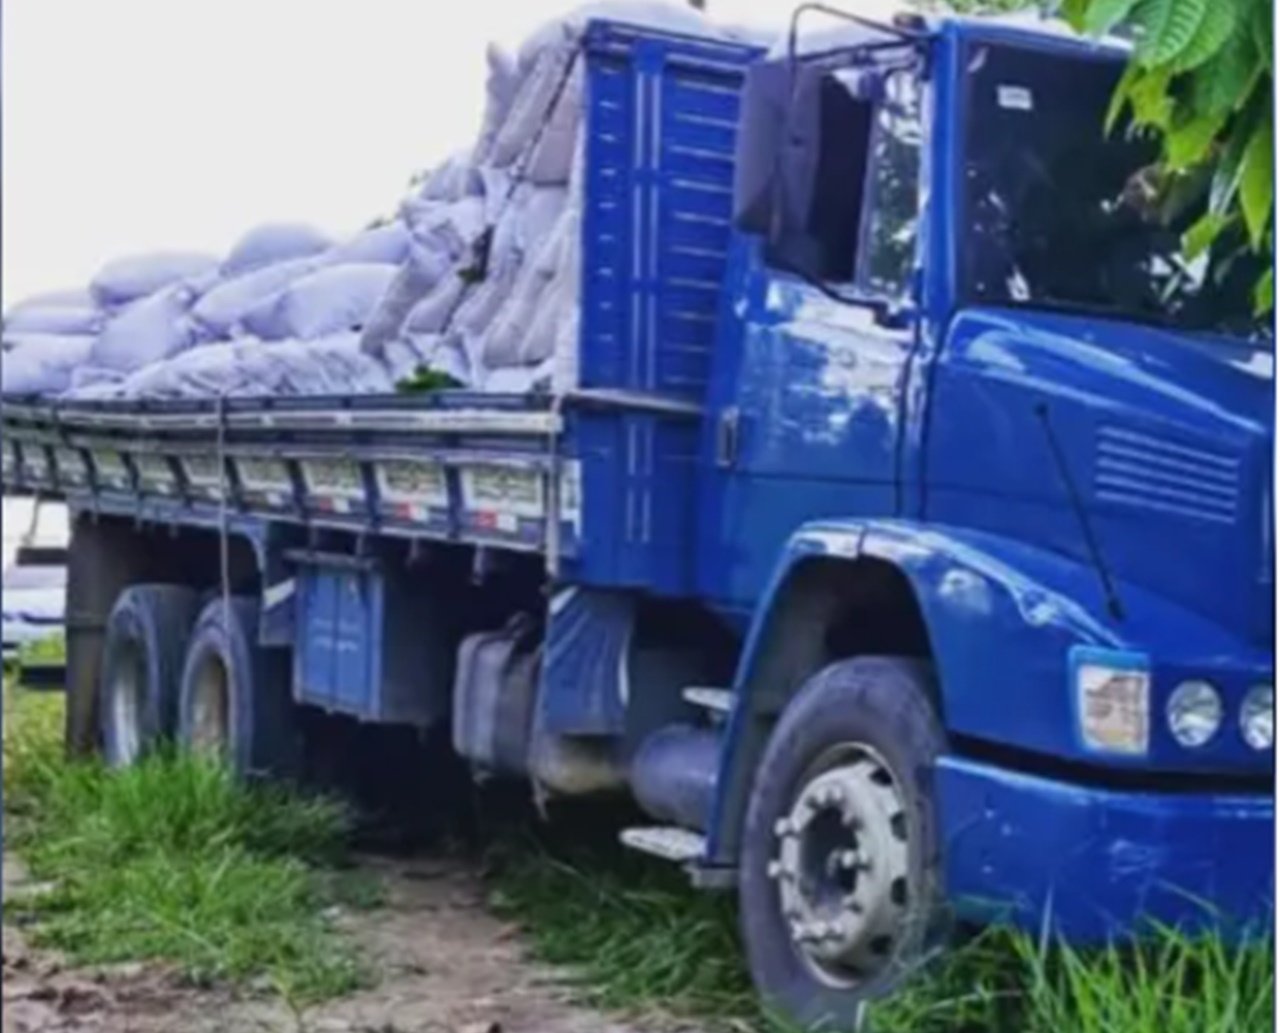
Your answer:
[1035,402,1125,623]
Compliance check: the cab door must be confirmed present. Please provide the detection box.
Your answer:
[697,55,929,611]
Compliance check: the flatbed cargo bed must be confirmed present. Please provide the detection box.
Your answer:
[1,388,704,594]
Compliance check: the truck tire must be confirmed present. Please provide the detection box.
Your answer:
[738,656,946,1029]
[178,596,299,781]
[99,584,202,768]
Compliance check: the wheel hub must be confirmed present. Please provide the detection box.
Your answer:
[769,746,910,987]
[190,652,231,756]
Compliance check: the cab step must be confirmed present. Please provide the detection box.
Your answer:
[620,826,706,864]
[620,826,738,889]
[682,686,734,717]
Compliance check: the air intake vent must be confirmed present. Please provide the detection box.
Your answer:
[1094,426,1241,525]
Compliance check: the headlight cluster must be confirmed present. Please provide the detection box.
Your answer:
[1239,684,1274,751]
[1166,680,1272,751]
[1075,652,1273,755]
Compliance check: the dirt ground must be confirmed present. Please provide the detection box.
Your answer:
[2,852,682,1033]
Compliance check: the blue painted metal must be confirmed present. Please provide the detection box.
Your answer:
[696,17,1272,937]
[291,557,452,727]
[631,724,721,829]
[540,586,634,735]
[937,755,1274,939]
[295,563,383,719]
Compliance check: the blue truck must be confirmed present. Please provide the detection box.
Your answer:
[2,10,1273,1027]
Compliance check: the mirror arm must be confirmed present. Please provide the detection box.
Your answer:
[787,2,931,70]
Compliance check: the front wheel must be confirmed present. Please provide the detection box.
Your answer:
[738,656,947,1029]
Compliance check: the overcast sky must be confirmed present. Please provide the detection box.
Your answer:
[1,0,816,307]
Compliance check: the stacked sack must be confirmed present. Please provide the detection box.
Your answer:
[2,0,743,401]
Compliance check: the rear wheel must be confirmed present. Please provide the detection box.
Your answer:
[178,597,299,780]
[98,584,201,767]
[738,656,947,1029]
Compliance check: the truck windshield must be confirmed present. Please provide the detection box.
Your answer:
[961,41,1269,341]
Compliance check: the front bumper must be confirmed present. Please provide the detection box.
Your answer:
[937,755,1274,940]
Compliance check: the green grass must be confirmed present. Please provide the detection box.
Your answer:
[2,684,372,1005]
[488,830,1274,1033]
[17,631,67,667]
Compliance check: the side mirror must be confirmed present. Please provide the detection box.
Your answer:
[767,66,877,283]
[733,58,885,244]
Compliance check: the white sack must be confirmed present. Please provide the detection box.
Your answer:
[91,251,219,308]
[403,273,469,338]
[403,196,488,261]
[69,365,125,393]
[221,222,333,278]
[432,154,485,202]
[358,241,459,359]
[487,29,579,169]
[192,257,318,337]
[90,285,201,373]
[322,221,412,266]
[1,335,95,395]
[523,58,584,185]
[480,200,573,368]
[3,304,104,336]
[520,210,582,367]
[115,333,394,400]
[473,44,520,166]
[243,263,399,341]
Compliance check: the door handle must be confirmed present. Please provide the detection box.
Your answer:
[716,407,741,469]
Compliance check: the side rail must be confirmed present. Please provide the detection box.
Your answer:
[0,394,584,571]
[0,389,705,585]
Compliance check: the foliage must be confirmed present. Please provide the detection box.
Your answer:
[489,819,1274,1033]
[396,366,464,393]
[2,684,370,1004]
[1062,0,1274,313]
[17,631,66,667]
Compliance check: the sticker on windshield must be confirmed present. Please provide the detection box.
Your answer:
[997,84,1033,111]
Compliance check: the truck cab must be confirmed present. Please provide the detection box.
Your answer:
[689,13,1273,1018]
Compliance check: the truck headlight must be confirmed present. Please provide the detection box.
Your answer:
[1240,685,1273,751]
[1166,680,1223,748]
[1076,657,1149,755]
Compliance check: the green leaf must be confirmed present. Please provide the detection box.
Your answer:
[1164,110,1225,168]
[1120,65,1175,130]
[1182,211,1230,258]
[1059,0,1091,30]
[1208,110,1256,214]
[1083,0,1142,36]
[1253,267,1274,315]
[1239,118,1274,248]
[1190,28,1262,116]
[1171,0,1236,71]
[1252,0,1273,75]
[1105,61,1143,132]
[1133,0,1210,69]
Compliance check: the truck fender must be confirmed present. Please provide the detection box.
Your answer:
[704,517,1131,864]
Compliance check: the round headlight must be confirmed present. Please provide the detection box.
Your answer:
[1166,680,1223,748]
[1240,685,1273,751]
